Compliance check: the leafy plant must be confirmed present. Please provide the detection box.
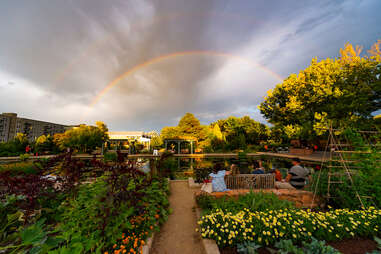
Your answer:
[302,238,340,254]
[0,195,25,251]
[274,238,340,254]
[275,239,303,254]
[237,241,261,254]
[367,237,381,254]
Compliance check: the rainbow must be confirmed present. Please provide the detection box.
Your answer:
[90,50,283,106]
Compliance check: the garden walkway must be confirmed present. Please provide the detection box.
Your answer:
[151,180,205,254]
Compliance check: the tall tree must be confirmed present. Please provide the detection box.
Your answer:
[260,41,381,136]
[177,113,203,137]
[160,126,180,140]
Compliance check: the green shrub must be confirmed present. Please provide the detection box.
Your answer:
[19,153,30,162]
[0,162,38,175]
[103,151,117,162]
[196,192,294,215]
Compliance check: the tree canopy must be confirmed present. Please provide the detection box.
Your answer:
[260,42,381,137]
[160,113,204,140]
[54,122,109,153]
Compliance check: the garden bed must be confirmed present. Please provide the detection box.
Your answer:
[0,154,170,254]
[196,191,381,254]
[195,188,322,208]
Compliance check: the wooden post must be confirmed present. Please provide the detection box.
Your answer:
[190,141,193,154]
[177,141,181,154]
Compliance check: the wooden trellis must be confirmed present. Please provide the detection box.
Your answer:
[312,125,380,208]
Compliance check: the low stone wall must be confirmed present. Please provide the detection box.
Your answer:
[142,233,155,254]
[188,177,202,188]
[195,189,322,208]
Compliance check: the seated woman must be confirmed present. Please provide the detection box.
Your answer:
[209,163,231,192]
[230,163,240,175]
[251,160,265,174]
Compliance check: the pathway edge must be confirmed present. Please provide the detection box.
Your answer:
[195,207,220,254]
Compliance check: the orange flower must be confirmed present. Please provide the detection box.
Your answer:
[113,244,117,249]
[154,214,159,219]
[104,252,109,254]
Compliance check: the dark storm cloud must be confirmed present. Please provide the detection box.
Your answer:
[0,0,380,130]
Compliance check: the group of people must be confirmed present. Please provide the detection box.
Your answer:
[206,158,310,193]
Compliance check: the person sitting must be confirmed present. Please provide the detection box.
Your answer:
[275,158,309,189]
[230,163,240,175]
[209,163,231,192]
[251,161,265,174]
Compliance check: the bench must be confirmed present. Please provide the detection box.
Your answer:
[225,174,275,189]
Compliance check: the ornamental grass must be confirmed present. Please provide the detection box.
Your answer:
[198,207,381,247]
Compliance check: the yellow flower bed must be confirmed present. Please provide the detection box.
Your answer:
[198,207,381,247]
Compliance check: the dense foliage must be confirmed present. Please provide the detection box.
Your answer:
[0,153,170,254]
[260,42,381,139]
[0,133,29,157]
[160,113,270,152]
[54,122,109,153]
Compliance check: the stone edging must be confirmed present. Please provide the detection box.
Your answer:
[188,177,202,188]
[195,207,220,254]
[142,233,155,254]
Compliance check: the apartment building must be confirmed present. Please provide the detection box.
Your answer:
[0,113,71,142]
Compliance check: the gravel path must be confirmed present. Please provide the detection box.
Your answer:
[151,181,205,254]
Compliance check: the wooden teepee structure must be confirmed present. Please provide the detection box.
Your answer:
[312,125,380,208]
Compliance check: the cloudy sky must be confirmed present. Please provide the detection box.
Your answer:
[0,0,380,131]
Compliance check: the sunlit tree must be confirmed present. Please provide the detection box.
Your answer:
[260,41,381,137]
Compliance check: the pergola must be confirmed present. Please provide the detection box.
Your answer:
[163,136,197,154]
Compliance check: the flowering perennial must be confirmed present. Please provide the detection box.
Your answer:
[198,207,381,247]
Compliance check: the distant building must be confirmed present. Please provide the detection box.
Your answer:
[0,113,73,142]
[107,131,154,150]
